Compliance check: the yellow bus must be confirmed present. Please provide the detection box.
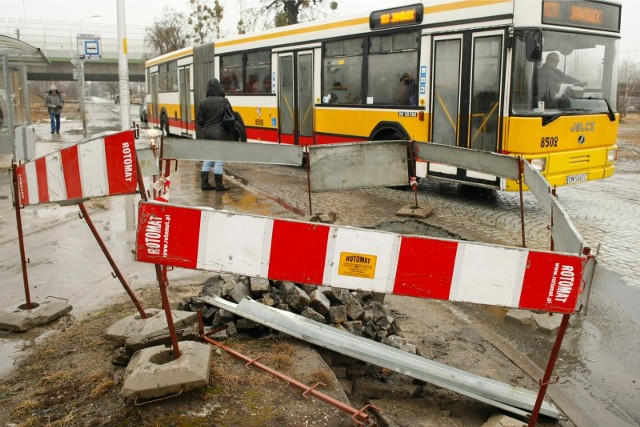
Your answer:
[144,0,621,190]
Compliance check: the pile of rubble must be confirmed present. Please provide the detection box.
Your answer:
[181,274,415,352]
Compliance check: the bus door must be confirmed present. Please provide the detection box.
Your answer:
[277,50,314,145]
[429,31,504,184]
[179,66,191,136]
[150,73,159,125]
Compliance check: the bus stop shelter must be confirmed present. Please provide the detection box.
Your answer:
[0,34,49,159]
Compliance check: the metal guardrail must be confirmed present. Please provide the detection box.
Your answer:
[0,18,148,62]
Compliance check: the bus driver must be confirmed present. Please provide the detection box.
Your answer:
[536,52,586,103]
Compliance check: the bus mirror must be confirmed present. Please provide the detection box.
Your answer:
[526,30,542,62]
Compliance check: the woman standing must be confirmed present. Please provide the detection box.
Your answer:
[45,85,64,135]
[196,78,232,191]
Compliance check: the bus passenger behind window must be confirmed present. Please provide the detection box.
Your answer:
[399,73,417,106]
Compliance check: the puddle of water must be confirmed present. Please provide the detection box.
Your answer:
[0,338,25,379]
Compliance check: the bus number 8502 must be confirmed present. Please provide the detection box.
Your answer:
[540,136,558,148]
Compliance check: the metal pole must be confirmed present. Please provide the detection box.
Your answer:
[78,202,146,318]
[156,264,181,359]
[528,313,571,426]
[11,163,32,309]
[304,146,313,216]
[116,0,131,131]
[518,158,526,248]
[3,55,16,161]
[79,59,87,139]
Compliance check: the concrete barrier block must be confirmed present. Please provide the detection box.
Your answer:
[0,298,72,332]
[121,341,212,399]
[105,309,197,344]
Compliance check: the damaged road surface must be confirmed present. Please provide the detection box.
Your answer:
[200,295,562,420]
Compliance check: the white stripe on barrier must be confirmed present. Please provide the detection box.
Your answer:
[450,244,525,307]
[79,139,108,197]
[25,161,38,205]
[197,211,273,277]
[325,228,400,293]
[46,152,66,202]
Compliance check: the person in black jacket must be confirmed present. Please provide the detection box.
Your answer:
[196,78,231,191]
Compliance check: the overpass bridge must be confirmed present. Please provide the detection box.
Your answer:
[1,18,149,82]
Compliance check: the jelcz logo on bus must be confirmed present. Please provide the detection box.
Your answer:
[569,121,595,132]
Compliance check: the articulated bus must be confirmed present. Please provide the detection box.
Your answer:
[144,0,621,190]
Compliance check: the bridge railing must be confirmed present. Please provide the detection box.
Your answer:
[0,18,149,62]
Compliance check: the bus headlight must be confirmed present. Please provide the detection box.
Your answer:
[529,158,546,172]
[607,148,618,163]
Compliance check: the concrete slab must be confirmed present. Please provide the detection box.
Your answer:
[396,204,433,218]
[0,298,72,332]
[121,341,212,400]
[505,309,561,333]
[481,413,527,427]
[105,309,198,345]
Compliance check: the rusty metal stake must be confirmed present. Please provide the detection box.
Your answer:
[304,146,313,216]
[408,140,419,208]
[11,162,32,309]
[78,202,146,318]
[156,264,181,360]
[528,313,571,426]
[196,314,372,425]
[518,158,526,248]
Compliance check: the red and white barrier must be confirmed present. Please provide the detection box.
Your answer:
[15,130,138,206]
[136,201,587,314]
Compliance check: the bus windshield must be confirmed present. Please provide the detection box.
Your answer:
[512,30,619,116]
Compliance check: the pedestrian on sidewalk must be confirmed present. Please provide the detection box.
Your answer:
[45,85,64,135]
[196,78,233,191]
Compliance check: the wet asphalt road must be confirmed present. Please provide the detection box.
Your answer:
[1,100,639,426]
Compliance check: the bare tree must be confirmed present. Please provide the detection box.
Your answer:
[188,0,224,44]
[242,0,338,31]
[145,7,190,55]
[618,57,640,119]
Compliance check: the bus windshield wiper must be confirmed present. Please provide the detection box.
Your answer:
[541,108,584,126]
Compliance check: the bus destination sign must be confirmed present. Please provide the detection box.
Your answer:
[370,4,424,30]
[542,0,620,32]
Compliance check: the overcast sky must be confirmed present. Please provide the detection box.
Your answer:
[2,0,638,59]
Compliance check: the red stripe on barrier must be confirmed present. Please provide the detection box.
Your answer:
[104,131,138,195]
[269,220,330,285]
[60,145,83,200]
[35,157,49,204]
[519,252,584,313]
[136,202,200,269]
[16,165,29,206]
[393,237,457,300]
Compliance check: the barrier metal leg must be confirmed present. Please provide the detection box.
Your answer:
[78,202,146,319]
[304,146,313,216]
[528,313,570,426]
[11,162,32,309]
[518,158,526,248]
[156,264,181,359]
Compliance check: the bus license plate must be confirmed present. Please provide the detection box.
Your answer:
[566,173,587,184]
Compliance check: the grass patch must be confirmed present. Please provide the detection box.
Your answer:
[41,370,73,386]
[308,369,333,386]
[11,399,42,418]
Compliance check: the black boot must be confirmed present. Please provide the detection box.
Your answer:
[214,174,229,191]
[201,171,215,190]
